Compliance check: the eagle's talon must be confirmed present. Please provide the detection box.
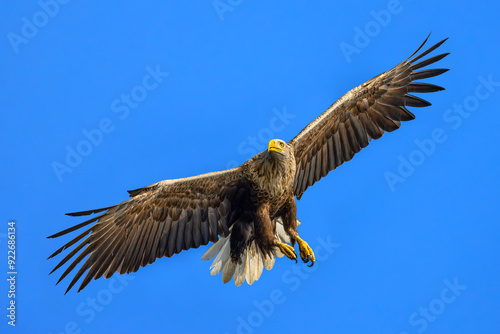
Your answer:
[275,241,297,263]
[296,236,315,267]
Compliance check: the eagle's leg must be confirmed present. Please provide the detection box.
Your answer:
[255,203,297,262]
[282,198,315,267]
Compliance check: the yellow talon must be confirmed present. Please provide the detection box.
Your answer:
[275,241,297,263]
[296,236,315,267]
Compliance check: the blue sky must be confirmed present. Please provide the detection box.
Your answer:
[2,1,500,333]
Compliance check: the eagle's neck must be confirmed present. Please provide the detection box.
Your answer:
[248,152,296,198]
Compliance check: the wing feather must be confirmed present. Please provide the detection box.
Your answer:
[290,36,449,199]
[48,167,247,293]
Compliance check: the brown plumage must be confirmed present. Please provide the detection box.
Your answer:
[48,35,449,293]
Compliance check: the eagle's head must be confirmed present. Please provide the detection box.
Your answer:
[266,139,293,162]
[248,138,296,195]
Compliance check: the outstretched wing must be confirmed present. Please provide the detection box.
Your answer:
[48,168,250,293]
[290,35,449,199]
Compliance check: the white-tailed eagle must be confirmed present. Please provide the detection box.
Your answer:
[48,35,449,293]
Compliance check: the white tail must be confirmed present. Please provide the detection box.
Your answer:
[201,218,300,286]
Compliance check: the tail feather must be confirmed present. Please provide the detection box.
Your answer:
[234,252,247,286]
[246,243,259,285]
[262,252,275,271]
[222,259,236,284]
[201,235,227,261]
[202,218,300,286]
[209,237,230,276]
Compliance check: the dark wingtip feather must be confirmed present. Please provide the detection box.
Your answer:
[411,53,450,71]
[411,68,449,81]
[77,275,93,293]
[408,83,445,93]
[409,37,449,64]
[66,206,111,217]
[47,216,100,239]
[57,274,66,285]
[65,269,86,294]
[405,94,432,107]
[47,249,61,259]
[404,33,432,61]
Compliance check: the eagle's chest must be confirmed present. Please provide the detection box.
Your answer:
[251,160,296,201]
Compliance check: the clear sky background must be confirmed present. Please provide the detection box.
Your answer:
[2,1,500,333]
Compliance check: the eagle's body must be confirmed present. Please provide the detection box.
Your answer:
[233,141,298,261]
[48,36,449,293]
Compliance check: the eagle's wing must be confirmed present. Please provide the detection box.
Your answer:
[289,36,449,199]
[48,167,249,293]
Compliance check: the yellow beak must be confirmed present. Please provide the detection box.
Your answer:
[268,139,283,152]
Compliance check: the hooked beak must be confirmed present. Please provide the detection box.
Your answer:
[268,139,283,152]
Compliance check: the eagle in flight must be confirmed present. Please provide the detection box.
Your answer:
[48,35,449,293]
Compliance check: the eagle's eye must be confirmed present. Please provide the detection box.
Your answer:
[279,142,285,148]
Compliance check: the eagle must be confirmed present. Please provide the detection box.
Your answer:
[48,35,449,293]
